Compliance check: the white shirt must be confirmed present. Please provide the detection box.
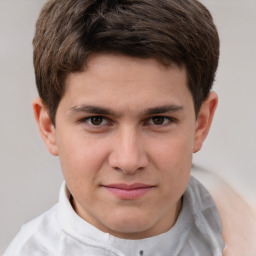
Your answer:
[3,176,225,256]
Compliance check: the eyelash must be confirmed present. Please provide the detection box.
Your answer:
[79,115,176,128]
[145,116,176,126]
[79,116,110,126]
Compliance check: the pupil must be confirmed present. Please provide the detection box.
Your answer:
[153,116,164,125]
[91,117,102,125]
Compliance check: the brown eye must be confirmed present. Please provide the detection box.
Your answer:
[90,116,103,126]
[152,116,165,125]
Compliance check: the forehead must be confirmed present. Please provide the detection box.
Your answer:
[62,53,193,112]
[83,53,186,84]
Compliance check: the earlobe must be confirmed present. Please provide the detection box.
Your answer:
[193,92,218,153]
[32,97,59,156]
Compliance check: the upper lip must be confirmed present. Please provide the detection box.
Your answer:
[102,183,155,190]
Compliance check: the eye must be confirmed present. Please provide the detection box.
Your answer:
[89,116,105,126]
[81,116,109,126]
[151,116,166,125]
[147,116,173,126]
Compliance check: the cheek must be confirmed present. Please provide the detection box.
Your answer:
[150,134,194,194]
[56,133,110,183]
[152,133,194,170]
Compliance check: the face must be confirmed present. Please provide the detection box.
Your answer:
[34,53,217,239]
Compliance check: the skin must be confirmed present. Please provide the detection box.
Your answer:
[192,168,256,256]
[33,53,217,240]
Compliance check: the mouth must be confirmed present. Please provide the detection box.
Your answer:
[102,183,156,200]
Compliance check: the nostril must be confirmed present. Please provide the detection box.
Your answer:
[108,145,148,174]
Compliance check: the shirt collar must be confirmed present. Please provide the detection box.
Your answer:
[57,181,192,256]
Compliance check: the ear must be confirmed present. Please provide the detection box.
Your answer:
[193,92,218,153]
[32,97,59,156]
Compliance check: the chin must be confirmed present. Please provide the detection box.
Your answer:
[103,214,157,239]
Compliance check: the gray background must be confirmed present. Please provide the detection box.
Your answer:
[0,0,255,253]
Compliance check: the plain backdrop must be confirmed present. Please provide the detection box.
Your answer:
[0,0,255,253]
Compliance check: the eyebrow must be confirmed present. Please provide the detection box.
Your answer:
[69,104,183,116]
[69,105,116,115]
[143,105,183,115]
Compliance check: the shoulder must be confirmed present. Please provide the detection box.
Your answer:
[192,167,256,256]
[3,205,59,256]
[184,175,225,254]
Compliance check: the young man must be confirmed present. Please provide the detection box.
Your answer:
[3,0,247,255]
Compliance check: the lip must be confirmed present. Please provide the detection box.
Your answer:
[102,183,155,200]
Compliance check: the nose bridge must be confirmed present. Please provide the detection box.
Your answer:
[109,125,148,174]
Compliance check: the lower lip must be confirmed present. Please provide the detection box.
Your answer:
[105,187,153,200]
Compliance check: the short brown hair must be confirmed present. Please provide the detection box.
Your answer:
[33,0,219,124]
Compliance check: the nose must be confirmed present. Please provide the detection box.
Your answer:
[108,126,149,174]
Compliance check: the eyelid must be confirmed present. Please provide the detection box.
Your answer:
[79,115,111,126]
[145,116,177,126]
[77,115,177,128]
